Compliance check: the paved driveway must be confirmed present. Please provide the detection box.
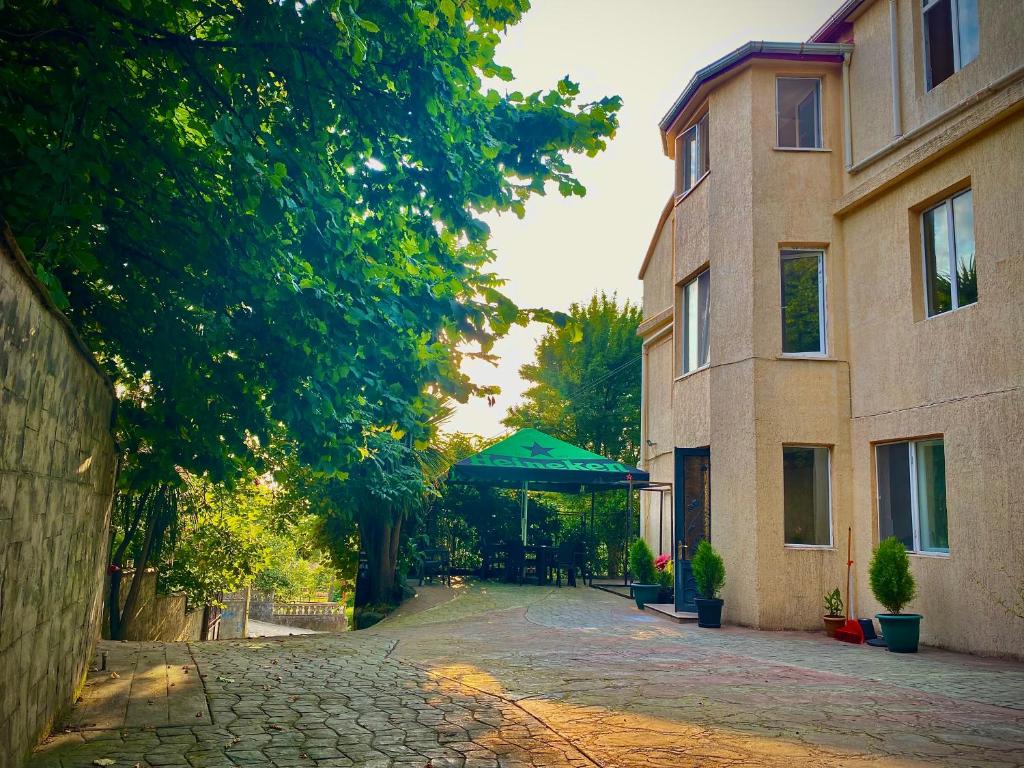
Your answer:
[32,581,1024,767]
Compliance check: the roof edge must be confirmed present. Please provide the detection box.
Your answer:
[637,195,675,280]
[809,0,870,43]
[658,41,854,139]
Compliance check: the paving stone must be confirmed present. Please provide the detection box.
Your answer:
[28,582,1024,768]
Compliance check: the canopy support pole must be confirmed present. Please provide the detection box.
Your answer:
[520,481,529,544]
[589,491,595,586]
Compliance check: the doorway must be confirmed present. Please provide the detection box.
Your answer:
[674,447,710,612]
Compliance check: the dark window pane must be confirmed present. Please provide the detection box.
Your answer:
[781,251,823,353]
[915,440,949,552]
[698,115,710,176]
[876,443,914,550]
[682,129,696,192]
[957,0,979,66]
[797,90,819,148]
[697,269,710,368]
[784,447,831,546]
[923,204,953,316]
[925,0,955,89]
[952,190,977,306]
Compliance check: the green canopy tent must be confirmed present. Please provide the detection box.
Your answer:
[448,428,649,546]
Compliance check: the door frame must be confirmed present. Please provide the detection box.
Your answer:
[674,446,710,612]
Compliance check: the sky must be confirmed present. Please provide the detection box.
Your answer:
[445,0,841,438]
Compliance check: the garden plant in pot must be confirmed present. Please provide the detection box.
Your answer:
[628,539,660,609]
[869,536,921,653]
[655,554,673,603]
[823,588,845,637]
[691,540,725,628]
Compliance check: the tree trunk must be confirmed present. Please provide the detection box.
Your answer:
[355,513,403,607]
[115,505,158,640]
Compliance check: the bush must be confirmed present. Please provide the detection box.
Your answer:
[655,554,673,589]
[869,537,917,614]
[628,539,658,585]
[691,540,725,599]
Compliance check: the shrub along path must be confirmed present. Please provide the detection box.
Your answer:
[31,581,1024,767]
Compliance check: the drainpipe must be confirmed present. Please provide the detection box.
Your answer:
[639,344,648,470]
[842,51,853,169]
[889,0,903,138]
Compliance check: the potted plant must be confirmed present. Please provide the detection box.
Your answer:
[823,587,845,637]
[869,537,921,653]
[655,554,673,603]
[691,540,725,628]
[628,539,660,609]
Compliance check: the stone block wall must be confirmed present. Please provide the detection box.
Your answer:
[103,570,204,642]
[0,226,117,768]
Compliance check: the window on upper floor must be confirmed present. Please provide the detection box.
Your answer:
[680,269,710,375]
[783,446,832,547]
[876,439,949,554]
[922,188,976,317]
[780,249,826,355]
[776,78,821,149]
[675,113,709,196]
[923,0,979,90]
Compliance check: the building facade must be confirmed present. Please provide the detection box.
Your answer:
[638,0,1023,658]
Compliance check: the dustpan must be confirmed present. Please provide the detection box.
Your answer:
[835,527,864,644]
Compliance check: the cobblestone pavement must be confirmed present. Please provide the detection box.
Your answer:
[31,581,1024,767]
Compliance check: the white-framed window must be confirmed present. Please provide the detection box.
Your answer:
[780,249,826,355]
[923,0,979,90]
[922,188,976,317]
[876,439,949,554]
[681,269,710,375]
[783,446,832,547]
[776,77,822,149]
[675,113,709,195]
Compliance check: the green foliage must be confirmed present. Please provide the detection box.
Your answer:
[0,0,620,491]
[824,587,844,617]
[656,564,673,590]
[504,293,641,572]
[869,537,917,615]
[628,538,657,585]
[691,540,725,600]
[162,472,341,607]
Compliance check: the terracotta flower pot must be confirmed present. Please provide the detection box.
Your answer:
[823,615,846,637]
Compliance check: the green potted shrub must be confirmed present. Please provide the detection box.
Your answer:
[869,537,921,653]
[822,587,845,637]
[628,539,660,609]
[691,540,725,628]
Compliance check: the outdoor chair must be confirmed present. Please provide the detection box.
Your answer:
[554,540,579,587]
[417,547,451,587]
[503,542,525,584]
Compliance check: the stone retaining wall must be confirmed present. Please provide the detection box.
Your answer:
[104,570,204,642]
[0,226,117,768]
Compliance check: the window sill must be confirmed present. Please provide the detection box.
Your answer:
[922,301,977,322]
[909,550,950,559]
[778,353,831,361]
[674,363,709,382]
[783,544,835,551]
[673,171,710,205]
[773,146,831,153]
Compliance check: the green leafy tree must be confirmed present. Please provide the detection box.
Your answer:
[690,540,725,600]
[0,0,620,617]
[869,537,917,615]
[628,539,656,585]
[504,293,641,573]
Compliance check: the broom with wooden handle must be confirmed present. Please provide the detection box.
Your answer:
[835,526,865,644]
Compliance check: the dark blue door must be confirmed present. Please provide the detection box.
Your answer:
[674,447,710,613]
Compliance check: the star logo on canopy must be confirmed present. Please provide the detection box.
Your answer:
[525,442,553,457]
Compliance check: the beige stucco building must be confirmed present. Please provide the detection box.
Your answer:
[637,0,1023,659]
